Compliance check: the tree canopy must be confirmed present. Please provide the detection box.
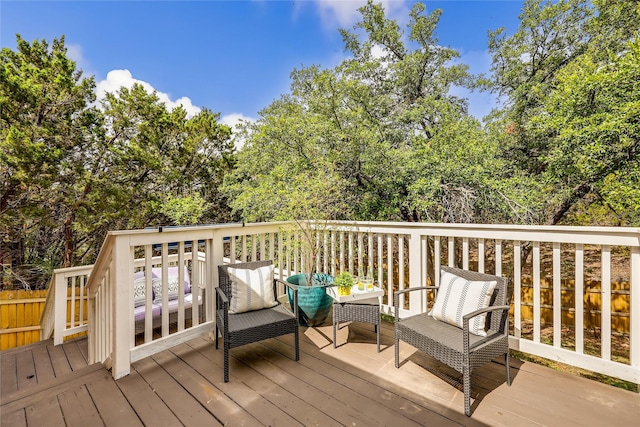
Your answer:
[1,36,234,288]
[222,1,537,225]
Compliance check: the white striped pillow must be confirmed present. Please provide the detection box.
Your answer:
[227,265,277,314]
[431,270,497,336]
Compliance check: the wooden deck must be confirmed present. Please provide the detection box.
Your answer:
[1,319,638,426]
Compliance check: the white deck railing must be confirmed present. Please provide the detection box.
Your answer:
[41,265,92,344]
[73,221,638,386]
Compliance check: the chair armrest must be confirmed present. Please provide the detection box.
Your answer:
[276,278,299,319]
[394,286,438,322]
[462,305,511,351]
[393,286,436,298]
[462,305,511,323]
[215,286,229,306]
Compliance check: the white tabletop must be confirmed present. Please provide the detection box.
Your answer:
[327,285,384,304]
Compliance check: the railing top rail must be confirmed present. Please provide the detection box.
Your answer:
[317,220,640,234]
[314,221,640,246]
[53,264,94,275]
[85,233,115,294]
[107,222,248,236]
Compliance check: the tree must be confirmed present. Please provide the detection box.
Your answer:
[535,39,640,225]
[486,0,640,225]
[223,1,531,225]
[1,35,99,285]
[1,35,235,289]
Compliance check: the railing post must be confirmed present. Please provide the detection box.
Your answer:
[53,273,66,345]
[211,229,225,323]
[111,235,132,379]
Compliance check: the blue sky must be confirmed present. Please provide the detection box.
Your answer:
[2,0,524,128]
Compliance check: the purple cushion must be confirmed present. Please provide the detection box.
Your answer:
[151,266,191,294]
[133,303,161,322]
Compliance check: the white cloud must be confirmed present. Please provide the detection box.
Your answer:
[220,113,256,129]
[95,69,201,118]
[221,113,257,151]
[312,0,409,29]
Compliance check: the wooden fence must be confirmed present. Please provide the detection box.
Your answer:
[0,289,88,351]
[0,290,47,350]
[519,277,630,333]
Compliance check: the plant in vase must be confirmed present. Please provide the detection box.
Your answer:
[283,219,336,326]
[334,271,354,296]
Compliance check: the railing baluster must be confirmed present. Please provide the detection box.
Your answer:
[478,238,485,273]
[368,231,374,277]
[377,234,383,291]
[230,235,236,264]
[340,232,345,274]
[462,237,469,270]
[399,235,405,310]
[357,232,364,274]
[553,242,561,348]
[434,236,441,287]
[575,243,584,354]
[144,245,153,343]
[269,232,275,264]
[348,232,354,274]
[330,231,336,277]
[533,241,541,343]
[387,234,393,305]
[178,242,185,331]
[495,239,502,277]
[514,240,522,338]
[242,235,247,262]
[630,246,640,377]
[601,245,611,361]
[448,237,455,267]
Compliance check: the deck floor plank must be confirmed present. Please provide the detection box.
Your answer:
[273,328,474,426]
[133,355,223,426]
[168,341,265,427]
[152,345,264,427]
[0,407,26,427]
[182,336,305,426]
[15,348,37,390]
[241,339,429,427]
[62,339,89,371]
[24,393,66,427]
[46,341,72,377]
[0,352,17,395]
[58,384,104,426]
[86,368,143,427]
[115,368,182,427]
[212,341,345,426]
[31,341,56,385]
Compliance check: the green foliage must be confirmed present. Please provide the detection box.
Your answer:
[1,35,234,288]
[487,0,640,225]
[158,194,210,226]
[334,271,354,289]
[223,1,531,225]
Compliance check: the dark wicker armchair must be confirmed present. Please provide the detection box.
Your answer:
[394,266,511,416]
[216,260,299,382]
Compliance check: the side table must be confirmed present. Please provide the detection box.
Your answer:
[327,285,384,352]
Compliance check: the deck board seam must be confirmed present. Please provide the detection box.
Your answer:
[0,362,105,411]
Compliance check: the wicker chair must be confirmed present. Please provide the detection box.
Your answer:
[394,266,511,416]
[216,260,299,382]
